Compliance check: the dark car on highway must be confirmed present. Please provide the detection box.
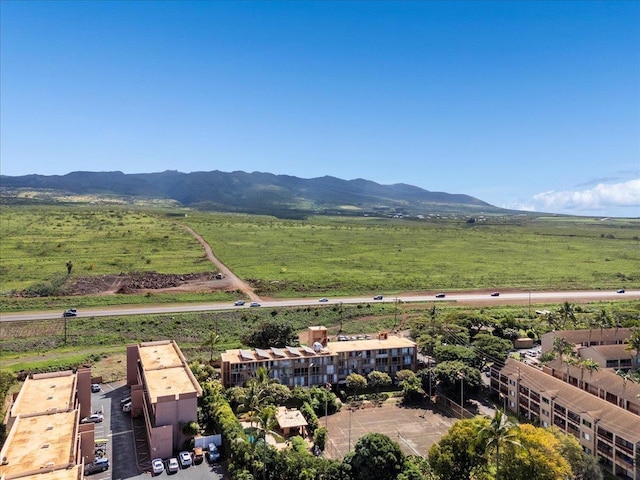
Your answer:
[435,293,446,298]
[63,309,77,317]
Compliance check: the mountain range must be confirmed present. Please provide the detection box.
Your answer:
[0,170,513,218]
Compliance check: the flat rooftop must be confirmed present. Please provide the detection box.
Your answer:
[328,336,416,353]
[0,411,77,478]
[221,336,416,364]
[221,345,334,364]
[144,366,200,403]
[19,465,82,480]
[138,342,185,370]
[11,373,75,417]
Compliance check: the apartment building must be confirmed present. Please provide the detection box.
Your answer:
[0,369,94,480]
[543,358,640,415]
[577,344,639,371]
[492,358,640,479]
[219,327,417,388]
[541,328,633,353]
[126,340,203,459]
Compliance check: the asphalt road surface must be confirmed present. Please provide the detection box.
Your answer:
[1,289,637,322]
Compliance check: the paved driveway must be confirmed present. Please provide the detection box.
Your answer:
[93,382,226,480]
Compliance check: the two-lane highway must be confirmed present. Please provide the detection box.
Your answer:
[1,289,637,322]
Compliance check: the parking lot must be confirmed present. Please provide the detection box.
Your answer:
[90,382,226,480]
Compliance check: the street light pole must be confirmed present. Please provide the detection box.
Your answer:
[308,363,314,388]
[325,383,331,431]
[348,406,352,452]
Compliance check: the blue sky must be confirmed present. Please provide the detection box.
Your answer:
[1,1,639,217]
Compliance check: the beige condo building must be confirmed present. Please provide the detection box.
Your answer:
[220,327,417,388]
[126,340,203,459]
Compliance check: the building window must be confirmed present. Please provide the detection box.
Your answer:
[582,432,590,441]
[582,419,592,428]
[542,397,550,404]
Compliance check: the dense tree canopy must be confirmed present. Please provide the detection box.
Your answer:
[471,334,513,364]
[242,320,299,348]
[345,433,405,480]
[433,345,481,369]
[428,417,488,480]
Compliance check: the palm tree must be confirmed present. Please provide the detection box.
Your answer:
[563,355,579,384]
[581,359,600,389]
[553,336,574,364]
[545,312,558,331]
[557,302,576,330]
[613,314,622,338]
[476,410,521,480]
[595,309,611,344]
[616,369,638,409]
[254,405,283,480]
[202,331,220,362]
[625,328,640,369]
[587,315,599,346]
[238,380,265,428]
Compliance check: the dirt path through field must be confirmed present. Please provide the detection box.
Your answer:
[181,224,261,302]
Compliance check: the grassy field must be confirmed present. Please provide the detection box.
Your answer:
[0,205,213,292]
[0,301,401,374]
[2,299,638,379]
[1,205,638,303]
[182,212,640,296]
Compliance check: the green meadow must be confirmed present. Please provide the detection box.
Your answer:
[0,205,212,292]
[1,205,638,305]
[182,212,639,296]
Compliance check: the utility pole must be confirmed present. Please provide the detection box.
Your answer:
[325,383,331,430]
[457,371,465,418]
[394,297,398,329]
[348,406,352,452]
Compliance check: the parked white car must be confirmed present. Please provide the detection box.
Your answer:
[80,414,104,424]
[167,458,179,473]
[179,451,192,468]
[151,458,164,475]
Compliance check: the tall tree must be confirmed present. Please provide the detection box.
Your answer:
[501,424,573,480]
[557,302,576,329]
[202,330,220,362]
[580,359,600,389]
[595,309,611,344]
[345,433,405,480]
[254,405,282,480]
[345,373,367,399]
[475,410,521,480]
[625,328,640,369]
[428,417,488,480]
[552,336,574,364]
[616,369,637,407]
[367,371,391,393]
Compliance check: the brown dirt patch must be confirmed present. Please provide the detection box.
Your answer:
[92,353,128,383]
[62,272,238,296]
